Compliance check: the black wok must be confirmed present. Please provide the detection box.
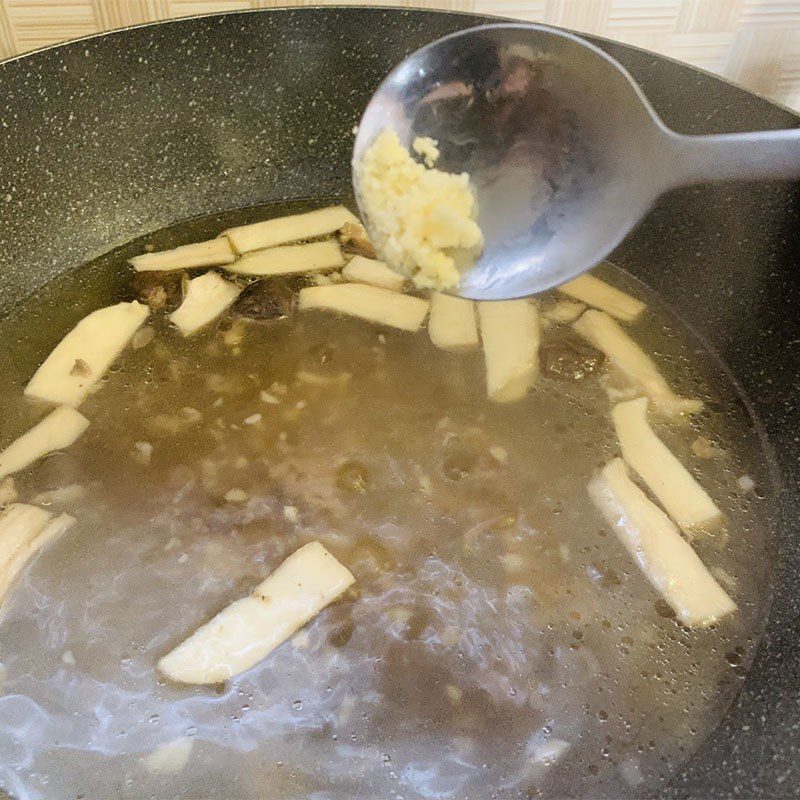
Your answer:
[0,8,797,798]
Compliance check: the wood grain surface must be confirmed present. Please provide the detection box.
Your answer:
[1,0,799,112]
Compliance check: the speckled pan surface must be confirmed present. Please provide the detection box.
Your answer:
[0,7,798,798]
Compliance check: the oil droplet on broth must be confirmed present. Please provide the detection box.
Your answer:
[0,199,773,800]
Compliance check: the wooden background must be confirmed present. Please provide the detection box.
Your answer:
[1,0,799,112]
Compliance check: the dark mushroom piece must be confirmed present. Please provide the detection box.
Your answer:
[131,271,185,311]
[229,277,307,322]
[338,222,377,260]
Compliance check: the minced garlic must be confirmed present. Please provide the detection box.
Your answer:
[412,136,440,168]
[356,128,483,290]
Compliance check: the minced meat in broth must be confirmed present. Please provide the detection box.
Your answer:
[0,201,773,800]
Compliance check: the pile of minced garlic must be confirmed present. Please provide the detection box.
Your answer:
[356,128,483,290]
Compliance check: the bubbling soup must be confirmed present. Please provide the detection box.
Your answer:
[0,200,773,800]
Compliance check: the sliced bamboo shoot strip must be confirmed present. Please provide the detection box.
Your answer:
[478,299,539,403]
[0,512,74,602]
[0,407,89,481]
[428,294,478,352]
[573,310,702,417]
[613,397,721,531]
[130,238,235,271]
[589,459,735,627]
[543,299,585,324]
[0,504,52,572]
[341,255,405,291]
[225,206,358,254]
[559,274,645,322]
[298,283,429,331]
[158,541,355,684]
[25,301,149,407]
[169,272,242,336]
[226,241,344,276]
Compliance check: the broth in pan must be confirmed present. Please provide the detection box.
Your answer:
[0,200,773,799]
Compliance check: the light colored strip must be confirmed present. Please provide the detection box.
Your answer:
[226,241,344,276]
[613,397,721,531]
[478,299,539,402]
[24,301,149,407]
[0,406,89,481]
[573,310,702,417]
[130,238,235,271]
[341,255,405,291]
[298,283,429,331]
[169,271,241,336]
[428,293,478,351]
[158,541,355,684]
[224,206,358,254]
[558,274,645,322]
[589,459,735,628]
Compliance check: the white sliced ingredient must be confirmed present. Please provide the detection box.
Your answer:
[224,205,358,254]
[0,406,89,481]
[613,397,721,531]
[559,274,645,322]
[226,241,344,276]
[169,272,242,336]
[341,255,405,291]
[543,299,586,324]
[0,478,16,507]
[158,541,355,684]
[573,310,702,416]
[24,301,149,407]
[0,508,73,604]
[588,458,735,627]
[0,504,52,570]
[478,300,539,403]
[141,737,194,774]
[428,294,479,352]
[130,238,235,271]
[298,283,429,332]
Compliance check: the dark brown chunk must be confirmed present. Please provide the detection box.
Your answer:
[229,277,303,321]
[131,271,184,311]
[338,222,377,259]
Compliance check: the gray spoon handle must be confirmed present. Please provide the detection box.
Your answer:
[666,129,800,185]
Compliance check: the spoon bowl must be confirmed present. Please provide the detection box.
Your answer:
[353,24,800,300]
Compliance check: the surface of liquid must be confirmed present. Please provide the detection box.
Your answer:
[0,201,775,800]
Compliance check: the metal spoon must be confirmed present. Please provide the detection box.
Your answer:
[352,23,800,300]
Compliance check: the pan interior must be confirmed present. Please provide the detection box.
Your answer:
[0,199,774,800]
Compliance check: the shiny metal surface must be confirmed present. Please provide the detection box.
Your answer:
[353,24,800,300]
